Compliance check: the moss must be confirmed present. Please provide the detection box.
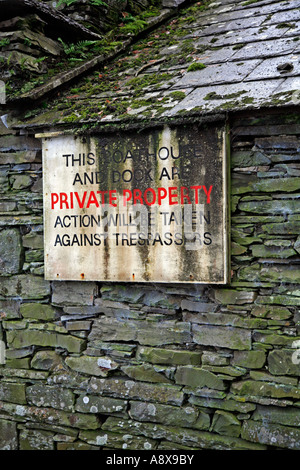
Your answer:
[204,92,222,100]
[224,90,247,99]
[215,100,241,110]
[130,99,153,108]
[126,72,174,93]
[168,91,186,101]
[232,44,245,50]
[242,0,260,5]
[187,62,206,72]
[181,39,197,54]
[276,22,295,29]
[62,112,80,123]
[262,90,294,106]
[118,18,147,36]
[241,96,254,104]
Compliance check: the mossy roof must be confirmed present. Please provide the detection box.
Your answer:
[12,0,300,132]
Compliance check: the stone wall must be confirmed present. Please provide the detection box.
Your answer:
[0,109,300,450]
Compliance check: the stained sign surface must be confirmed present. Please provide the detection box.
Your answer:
[42,123,229,283]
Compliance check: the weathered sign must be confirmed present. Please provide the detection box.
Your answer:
[42,123,229,283]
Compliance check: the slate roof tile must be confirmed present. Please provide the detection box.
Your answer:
[12,0,300,130]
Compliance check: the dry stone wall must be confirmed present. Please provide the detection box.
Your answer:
[0,109,300,450]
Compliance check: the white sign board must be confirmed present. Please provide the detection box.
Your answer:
[42,124,229,283]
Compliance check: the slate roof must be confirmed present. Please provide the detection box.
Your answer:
[12,0,300,131]
[0,0,102,39]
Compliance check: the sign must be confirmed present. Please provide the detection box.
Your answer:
[0,80,5,104]
[41,124,229,283]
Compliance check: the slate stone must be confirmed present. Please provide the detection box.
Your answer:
[242,419,300,449]
[268,349,300,376]
[52,281,97,306]
[0,150,39,164]
[89,378,184,406]
[231,379,300,400]
[175,366,226,391]
[231,38,296,61]
[136,346,202,366]
[259,265,299,284]
[251,305,292,320]
[65,355,118,377]
[79,429,156,450]
[0,275,50,299]
[121,364,172,384]
[0,419,18,450]
[183,311,266,329]
[11,174,32,190]
[0,381,26,404]
[261,219,300,235]
[143,290,181,309]
[210,410,241,437]
[26,384,75,411]
[249,371,297,386]
[251,244,296,258]
[6,329,85,353]
[173,59,261,88]
[89,317,191,346]
[129,401,210,430]
[0,228,22,274]
[193,24,289,48]
[238,199,299,214]
[264,8,300,24]
[100,285,145,303]
[202,352,230,366]
[231,150,271,168]
[165,79,283,115]
[181,299,217,312]
[200,15,266,36]
[0,135,41,152]
[213,289,257,305]
[31,350,63,371]
[232,175,300,194]
[253,404,300,427]
[189,395,256,413]
[0,401,100,430]
[20,302,57,321]
[0,299,21,319]
[75,395,127,416]
[56,442,98,450]
[19,429,55,451]
[294,235,300,253]
[232,351,266,369]
[162,0,185,6]
[274,76,300,96]
[102,417,266,450]
[192,324,251,350]
[22,232,44,249]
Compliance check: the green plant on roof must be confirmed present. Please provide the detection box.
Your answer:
[168,91,186,101]
[119,15,147,35]
[187,62,206,72]
[0,38,10,48]
[242,0,260,5]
